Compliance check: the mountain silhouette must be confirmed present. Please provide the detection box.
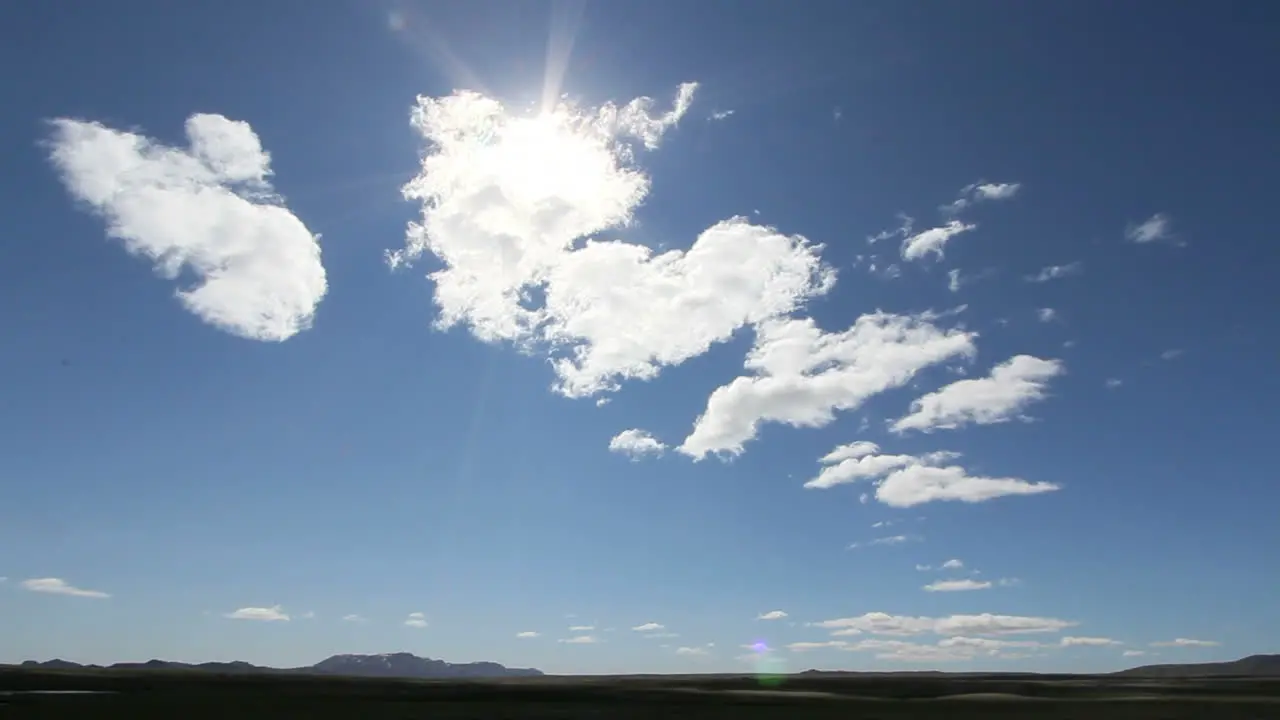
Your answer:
[19,652,542,679]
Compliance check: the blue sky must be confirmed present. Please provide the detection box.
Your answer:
[1,0,1278,675]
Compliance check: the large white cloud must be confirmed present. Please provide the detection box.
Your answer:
[47,114,327,341]
[679,313,977,459]
[890,355,1064,433]
[804,441,1059,507]
[391,84,833,398]
[812,612,1075,637]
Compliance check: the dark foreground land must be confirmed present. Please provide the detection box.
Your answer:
[4,666,1280,719]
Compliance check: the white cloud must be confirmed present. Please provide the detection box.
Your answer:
[1037,308,1058,323]
[47,114,327,341]
[1126,213,1172,243]
[940,559,964,570]
[901,221,976,261]
[390,84,836,399]
[516,631,541,638]
[1160,349,1184,361]
[867,213,914,244]
[675,646,709,656]
[890,355,1064,434]
[947,269,962,292]
[608,429,666,459]
[1026,262,1082,282]
[708,109,734,121]
[1151,638,1220,647]
[844,637,1038,663]
[1105,378,1123,389]
[814,612,1075,637]
[923,578,991,592]
[1123,650,1147,657]
[225,605,289,621]
[631,622,664,632]
[1060,636,1121,647]
[404,612,428,628]
[757,610,788,620]
[680,312,976,459]
[568,625,595,631]
[940,182,1021,214]
[342,614,367,623]
[20,577,110,599]
[850,535,916,549]
[804,442,1058,507]
[787,640,848,652]
[558,635,599,644]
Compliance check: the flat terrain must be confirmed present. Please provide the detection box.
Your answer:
[3,666,1280,719]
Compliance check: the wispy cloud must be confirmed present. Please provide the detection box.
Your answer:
[1026,262,1083,283]
[1123,650,1147,657]
[558,635,599,644]
[404,612,428,628]
[608,429,666,459]
[516,631,541,638]
[568,625,595,632]
[1105,378,1124,389]
[941,181,1022,214]
[631,622,665,632]
[342,614,368,623]
[46,114,327,341]
[708,109,734,121]
[850,535,917,549]
[1060,636,1122,647]
[1160,348,1184,361]
[891,355,1064,434]
[1150,638,1219,647]
[757,610,788,620]
[1126,213,1173,243]
[21,577,110,599]
[901,221,976,262]
[225,605,289,621]
[1037,308,1058,323]
[923,578,991,592]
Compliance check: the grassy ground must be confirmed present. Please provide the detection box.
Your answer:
[3,667,1279,719]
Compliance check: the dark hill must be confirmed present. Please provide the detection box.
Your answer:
[1115,654,1280,677]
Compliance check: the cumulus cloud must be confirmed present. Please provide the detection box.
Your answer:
[631,622,665,632]
[813,612,1075,637]
[1060,636,1121,647]
[390,84,835,398]
[558,635,599,644]
[757,610,788,620]
[901,221,976,261]
[804,441,1058,507]
[1150,638,1219,647]
[225,605,289,621]
[680,313,976,459]
[46,114,327,341]
[20,577,110,599]
[1126,213,1173,243]
[923,578,991,592]
[608,429,666,459]
[404,612,428,628]
[1026,262,1082,282]
[516,631,541,638]
[890,355,1064,433]
[342,614,368,623]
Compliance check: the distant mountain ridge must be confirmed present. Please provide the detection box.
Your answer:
[18,652,542,679]
[1114,654,1280,678]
